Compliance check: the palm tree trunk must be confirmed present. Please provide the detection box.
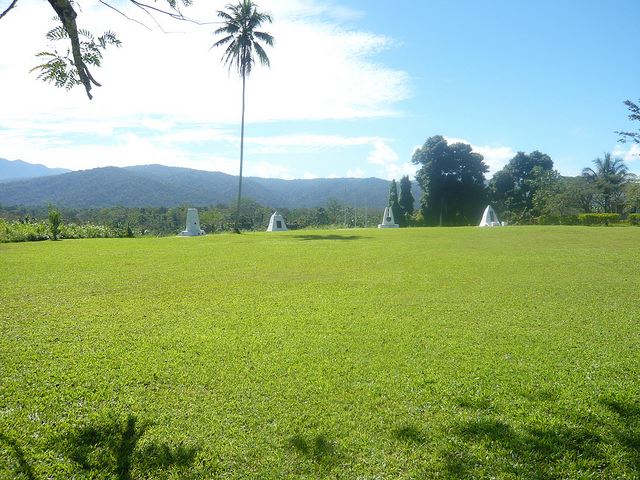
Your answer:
[234,72,247,233]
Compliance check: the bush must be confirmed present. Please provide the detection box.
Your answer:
[0,219,50,242]
[628,213,640,226]
[577,213,621,226]
[0,219,126,243]
[536,215,580,225]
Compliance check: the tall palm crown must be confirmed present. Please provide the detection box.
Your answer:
[582,153,631,212]
[213,0,274,76]
[582,153,630,185]
[212,0,273,232]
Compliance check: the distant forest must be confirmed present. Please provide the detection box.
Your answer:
[0,197,382,237]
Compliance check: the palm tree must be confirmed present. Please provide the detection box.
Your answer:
[213,0,273,233]
[582,153,631,212]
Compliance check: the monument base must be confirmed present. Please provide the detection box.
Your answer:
[378,224,399,228]
[179,230,205,236]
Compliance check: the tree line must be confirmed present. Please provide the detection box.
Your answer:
[394,134,639,227]
[0,197,389,241]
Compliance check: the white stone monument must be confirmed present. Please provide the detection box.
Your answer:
[478,205,502,227]
[378,206,399,228]
[267,211,287,232]
[179,208,205,236]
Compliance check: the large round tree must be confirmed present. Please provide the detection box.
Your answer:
[213,0,274,233]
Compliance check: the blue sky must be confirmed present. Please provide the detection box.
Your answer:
[0,0,638,179]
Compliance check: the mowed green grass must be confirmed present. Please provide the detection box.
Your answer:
[1,227,639,479]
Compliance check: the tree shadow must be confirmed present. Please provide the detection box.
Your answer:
[292,234,368,241]
[521,387,559,402]
[54,414,198,479]
[456,396,494,411]
[601,396,640,468]
[393,424,428,445]
[441,404,639,479]
[288,433,341,469]
[0,433,35,480]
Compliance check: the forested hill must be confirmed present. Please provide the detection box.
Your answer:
[0,164,405,209]
[0,158,71,182]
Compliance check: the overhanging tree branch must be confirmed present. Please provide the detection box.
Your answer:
[0,0,19,20]
[98,0,151,30]
[46,0,101,99]
[616,99,640,145]
[20,0,211,98]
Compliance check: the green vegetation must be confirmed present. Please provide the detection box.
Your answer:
[1,227,638,478]
[413,136,488,226]
[0,218,124,243]
[399,175,415,223]
[47,206,61,241]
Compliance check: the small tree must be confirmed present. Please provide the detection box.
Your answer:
[125,223,134,238]
[398,175,415,224]
[388,179,402,225]
[48,206,61,240]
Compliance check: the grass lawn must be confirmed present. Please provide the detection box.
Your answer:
[1,226,639,479]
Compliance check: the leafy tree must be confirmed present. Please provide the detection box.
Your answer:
[0,0,194,99]
[582,153,632,213]
[412,135,488,226]
[48,205,61,240]
[624,180,640,213]
[213,0,274,233]
[489,150,554,222]
[616,99,640,145]
[531,171,596,218]
[398,175,414,223]
[388,179,402,225]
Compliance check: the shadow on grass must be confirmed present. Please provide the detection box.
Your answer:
[292,234,369,241]
[289,434,341,469]
[394,424,428,445]
[601,396,640,469]
[55,414,198,480]
[456,396,494,411]
[440,397,640,479]
[0,433,35,480]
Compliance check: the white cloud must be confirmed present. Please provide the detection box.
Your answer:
[613,143,640,163]
[303,171,319,179]
[445,136,516,176]
[0,0,408,122]
[245,133,380,155]
[366,140,417,180]
[0,0,410,177]
[346,168,366,178]
[247,161,293,179]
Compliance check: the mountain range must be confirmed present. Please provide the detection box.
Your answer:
[0,158,71,182]
[0,162,414,209]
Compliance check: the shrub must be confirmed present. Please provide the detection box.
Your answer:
[1,219,125,243]
[577,213,621,226]
[628,213,640,226]
[537,215,580,225]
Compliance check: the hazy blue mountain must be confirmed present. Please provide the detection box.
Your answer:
[0,164,417,209]
[0,158,71,182]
